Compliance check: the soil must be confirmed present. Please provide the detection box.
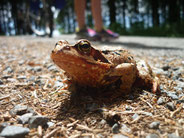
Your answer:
[0,35,184,138]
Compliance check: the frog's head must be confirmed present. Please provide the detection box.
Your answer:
[51,39,111,86]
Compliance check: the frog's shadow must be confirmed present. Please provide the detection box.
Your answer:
[55,87,151,122]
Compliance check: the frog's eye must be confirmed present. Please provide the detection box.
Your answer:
[78,41,91,53]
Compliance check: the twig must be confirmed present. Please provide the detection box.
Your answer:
[170,105,183,118]
[43,127,60,138]
[0,95,10,100]
[67,120,79,127]
[76,124,93,132]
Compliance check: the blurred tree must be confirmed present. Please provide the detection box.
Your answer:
[0,0,184,37]
[107,0,116,26]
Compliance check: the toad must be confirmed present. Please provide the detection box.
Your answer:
[51,39,160,94]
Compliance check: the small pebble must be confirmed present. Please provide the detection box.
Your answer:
[29,76,36,82]
[47,65,58,72]
[146,134,159,138]
[0,126,29,138]
[166,91,179,100]
[9,105,34,116]
[162,65,170,71]
[112,134,128,138]
[149,121,160,129]
[132,113,139,120]
[7,78,17,82]
[125,105,132,111]
[0,79,3,85]
[28,115,49,128]
[54,81,64,88]
[1,75,12,79]
[18,60,25,65]
[33,66,42,72]
[166,102,175,111]
[47,122,55,127]
[0,123,9,131]
[99,119,106,126]
[120,124,131,133]
[111,123,120,134]
[3,66,13,73]
[168,133,181,138]
[157,97,166,105]
[17,75,27,80]
[17,113,34,124]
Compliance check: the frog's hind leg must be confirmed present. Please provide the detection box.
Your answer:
[135,60,160,93]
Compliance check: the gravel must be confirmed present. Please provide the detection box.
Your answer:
[28,115,49,128]
[0,36,183,138]
[0,126,30,138]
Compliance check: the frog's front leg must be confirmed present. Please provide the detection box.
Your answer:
[110,63,137,93]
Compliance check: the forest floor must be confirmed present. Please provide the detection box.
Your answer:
[0,35,184,138]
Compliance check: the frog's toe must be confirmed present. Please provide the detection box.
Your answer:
[152,77,160,93]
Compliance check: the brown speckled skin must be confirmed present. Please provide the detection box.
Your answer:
[51,39,159,93]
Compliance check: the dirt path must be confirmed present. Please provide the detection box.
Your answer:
[0,36,184,138]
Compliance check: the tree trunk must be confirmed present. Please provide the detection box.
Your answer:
[107,0,116,26]
[151,0,159,26]
[122,0,126,28]
[168,0,180,23]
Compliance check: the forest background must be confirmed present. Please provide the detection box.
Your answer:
[0,0,184,37]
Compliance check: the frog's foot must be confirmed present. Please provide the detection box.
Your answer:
[135,60,160,93]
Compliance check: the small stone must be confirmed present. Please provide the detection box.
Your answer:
[132,113,139,120]
[112,134,128,138]
[47,122,55,127]
[176,99,184,104]
[9,105,34,116]
[99,119,106,126]
[149,121,160,129]
[28,115,49,128]
[0,123,9,131]
[166,102,175,111]
[17,113,34,124]
[112,123,120,134]
[54,81,64,88]
[47,65,58,72]
[0,79,3,85]
[154,68,164,75]
[29,76,36,82]
[17,76,27,80]
[0,126,29,138]
[157,97,166,105]
[125,105,132,111]
[172,70,182,80]
[2,75,12,79]
[7,78,17,82]
[146,134,159,138]
[168,133,181,138]
[3,66,13,73]
[120,124,131,133]
[162,65,170,71]
[33,66,42,72]
[179,93,184,98]
[18,60,25,65]
[176,81,184,89]
[166,91,179,100]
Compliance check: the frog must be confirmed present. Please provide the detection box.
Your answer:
[51,39,160,94]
